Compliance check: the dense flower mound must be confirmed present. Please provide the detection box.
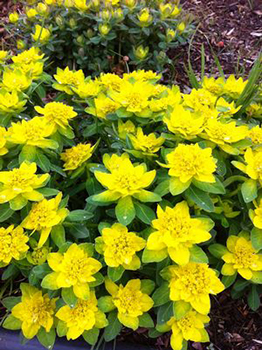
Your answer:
[1,47,262,350]
[7,0,193,74]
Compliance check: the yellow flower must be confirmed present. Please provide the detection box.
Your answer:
[166,28,176,42]
[247,103,262,118]
[105,278,154,330]
[159,3,172,19]
[7,117,57,149]
[118,120,136,140]
[203,119,247,154]
[133,45,149,60]
[222,75,247,99]
[165,143,216,185]
[53,67,85,95]
[177,22,185,33]
[110,80,154,114]
[9,12,19,23]
[216,97,241,116]
[73,80,101,98]
[27,246,50,265]
[61,143,95,170]
[94,155,156,202]
[56,291,108,340]
[164,105,204,139]
[137,8,153,27]
[248,125,262,145]
[11,283,56,339]
[183,88,217,112]
[95,223,146,269]
[0,127,8,156]
[165,263,224,314]
[163,312,210,350]
[250,199,262,229]
[36,2,49,15]
[12,47,44,79]
[0,50,8,64]
[2,69,32,92]
[202,76,224,95]
[99,73,123,92]
[0,225,28,265]
[99,23,111,36]
[129,127,165,154]
[102,152,130,172]
[123,70,161,83]
[147,202,212,265]
[232,148,262,184]
[21,193,68,247]
[74,0,89,11]
[221,235,262,280]
[43,243,102,299]
[91,93,120,119]
[0,89,27,115]
[35,102,77,133]
[32,25,51,43]
[149,86,181,112]
[0,162,49,207]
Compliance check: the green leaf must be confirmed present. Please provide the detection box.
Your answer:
[185,185,214,212]
[208,244,228,259]
[154,180,170,196]
[35,152,51,172]
[251,227,262,250]
[51,225,65,247]
[108,266,124,282]
[152,282,170,307]
[67,210,93,222]
[62,287,78,307]
[134,202,156,224]
[2,264,19,280]
[19,145,36,163]
[31,263,52,279]
[157,301,173,325]
[37,188,60,197]
[140,280,155,295]
[169,177,190,195]
[192,177,226,194]
[142,248,168,263]
[69,224,89,238]
[139,313,154,328]
[3,315,21,330]
[115,196,135,225]
[83,328,100,345]
[241,179,257,203]
[37,328,56,350]
[104,310,122,342]
[247,285,260,311]
[222,274,237,288]
[0,204,14,222]
[2,296,21,310]
[56,320,67,338]
[148,329,162,338]
[173,301,191,320]
[251,271,262,284]
[233,279,249,292]
[98,296,115,313]
[189,245,208,263]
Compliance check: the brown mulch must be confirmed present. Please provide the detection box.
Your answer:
[171,0,262,85]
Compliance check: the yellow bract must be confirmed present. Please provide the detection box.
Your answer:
[56,291,108,340]
[92,93,120,119]
[105,278,154,330]
[221,235,262,280]
[12,47,44,79]
[232,148,262,184]
[250,199,262,229]
[0,127,8,156]
[129,127,165,154]
[166,263,224,314]
[32,25,51,43]
[0,89,27,114]
[94,155,156,202]
[61,143,95,170]
[7,117,57,149]
[44,243,102,299]
[0,50,8,64]
[165,312,210,350]
[95,223,146,269]
[248,125,262,146]
[0,162,49,206]
[222,75,247,99]
[35,102,77,133]
[147,202,212,265]
[118,120,136,139]
[11,283,56,339]
[0,225,29,265]
[21,193,68,247]
[165,143,217,184]
[2,69,32,92]
[53,67,85,95]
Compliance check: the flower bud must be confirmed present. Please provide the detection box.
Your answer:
[69,18,77,28]
[99,23,111,36]
[9,12,19,23]
[26,8,37,19]
[159,3,172,19]
[55,15,64,27]
[91,0,100,11]
[123,0,136,9]
[45,0,55,5]
[36,2,49,15]
[166,28,176,42]
[177,22,186,33]
[86,29,94,38]
[101,9,111,21]
[133,45,149,60]
[137,8,153,27]
[17,40,26,50]
[113,8,124,21]
[76,35,84,45]
[171,6,181,17]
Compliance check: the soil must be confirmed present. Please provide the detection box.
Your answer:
[0,0,262,350]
